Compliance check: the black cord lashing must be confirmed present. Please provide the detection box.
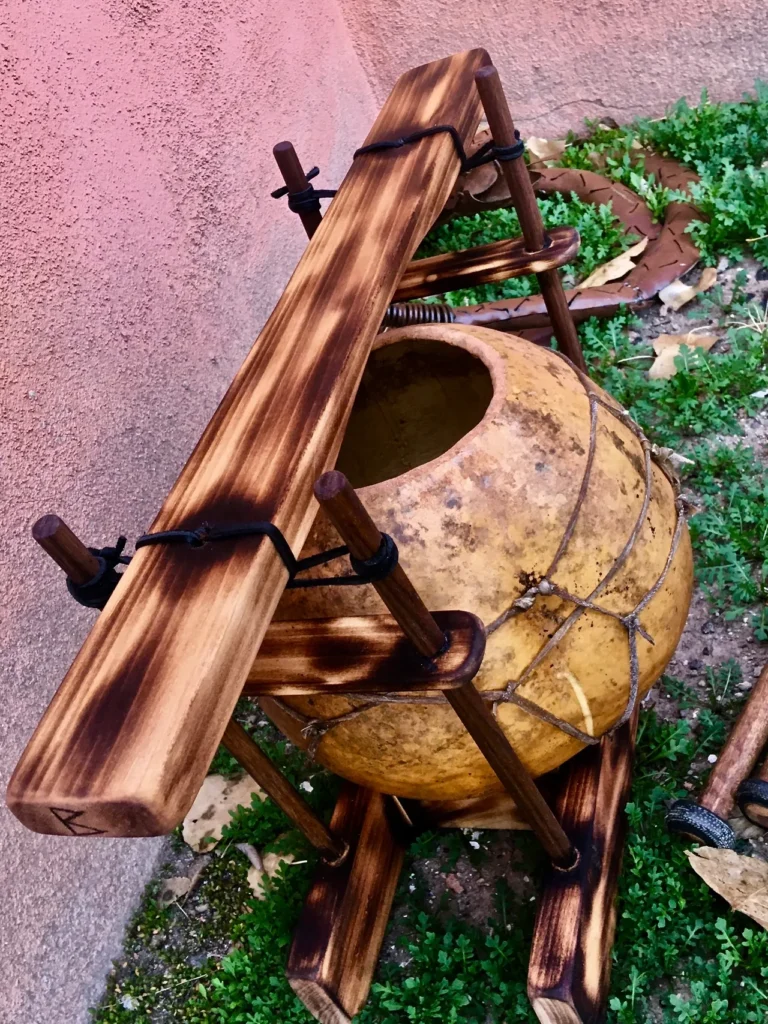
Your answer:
[270,166,337,216]
[64,522,400,610]
[271,127,524,221]
[66,537,131,610]
[353,124,524,172]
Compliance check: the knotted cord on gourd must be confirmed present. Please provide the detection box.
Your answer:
[269,355,687,759]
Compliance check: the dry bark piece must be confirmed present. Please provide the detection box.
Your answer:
[686,847,768,930]
[648,332,718,380]
[659,267,717,311]
[577,236,648,289]
[182,773,265,853]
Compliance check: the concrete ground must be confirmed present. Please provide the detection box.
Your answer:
[2,1,768,1021]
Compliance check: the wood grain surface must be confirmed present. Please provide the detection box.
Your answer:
[391,225,579,302]
[287,784,406,1022]
[7,49,490,838]
[527,711,638,1024]
[243,610,486,696]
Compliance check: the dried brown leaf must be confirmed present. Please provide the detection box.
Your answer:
[157,876,192,908]
[648,333,718,380]
[526,137,567,166]
[577,236,648,289]
[658,266,717,311]
[182,773,266,853]
[247,851,295,900]
[687,847,768,930]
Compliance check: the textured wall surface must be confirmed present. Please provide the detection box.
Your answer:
[341,0,768,135]
[0,2,373,1020]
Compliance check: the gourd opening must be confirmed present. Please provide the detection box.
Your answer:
[336,338,493,488]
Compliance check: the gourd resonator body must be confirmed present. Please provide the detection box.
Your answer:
[275,324,692,805]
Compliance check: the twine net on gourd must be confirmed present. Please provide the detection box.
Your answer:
[270,356,687,758]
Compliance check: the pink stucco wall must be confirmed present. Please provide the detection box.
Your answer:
[342,0,768,136]
[1,2,374,1020]
[3,1,768,1020]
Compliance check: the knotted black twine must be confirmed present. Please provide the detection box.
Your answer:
[67,524,399,611]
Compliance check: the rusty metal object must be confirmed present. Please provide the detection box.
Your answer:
[434,137,703,332]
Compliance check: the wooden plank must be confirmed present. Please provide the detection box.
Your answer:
[527,712,638,1024]
[287,784,407,1022]
[391,225,579,301]
[243,610,485,696]
[7,49,490,839]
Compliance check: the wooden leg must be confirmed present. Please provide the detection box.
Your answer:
[222,718,347,864]
[445,682,574,866]
[288,784,407,1023]
[527,711,638,1024]
[474,65,587,374]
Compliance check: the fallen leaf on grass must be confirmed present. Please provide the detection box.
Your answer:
[648,332,718,379]
[650,444,695,486]
[658,266,717,310]
[687,847,768,930]
[577,236,648,289]
[156,854,211,907]
[158,876,192,908]
[246,851,296,900]
[526,137,567,165]
[182,774,265,853]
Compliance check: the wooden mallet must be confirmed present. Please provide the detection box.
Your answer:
[667,663,768,847]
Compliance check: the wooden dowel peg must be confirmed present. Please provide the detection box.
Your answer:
[473,66,587,374]
[668,662,768,846]
[445,681,575,868]
[222,718,347,864]
[313,471,446,658]
[32,514,100,585]
[313,470,574,866]
[273,141,324,240]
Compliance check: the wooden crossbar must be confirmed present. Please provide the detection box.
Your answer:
[7,49,490,839]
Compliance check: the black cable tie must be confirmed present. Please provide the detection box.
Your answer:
[270,166,337,217]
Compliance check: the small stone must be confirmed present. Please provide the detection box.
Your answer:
[702,646,711,656]
[707,754,718,764]
[299,780,313,793]
[701,620,716,635]
[737,679,754,692]
[120,994,137,1011]
[27,389,37,399]
[683,781,694,790]
[444,873,464,894]
[755,665,764,676]
[688,659,703,673]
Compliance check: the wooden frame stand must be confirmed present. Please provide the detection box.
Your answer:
[11,53,637,1024]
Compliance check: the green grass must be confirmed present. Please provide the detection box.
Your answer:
[91,86,768,1024]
